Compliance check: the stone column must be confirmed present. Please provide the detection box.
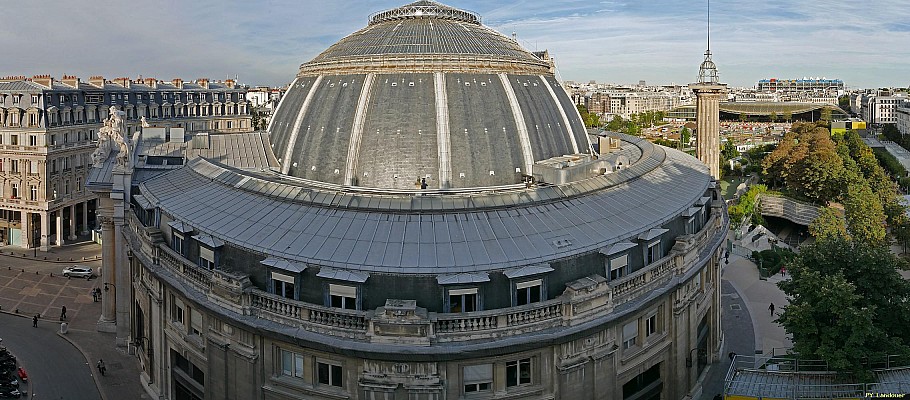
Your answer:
[114,216,130,346]
[67,205,77,240]
[55,211,63,246]
[98,214,116,332]
[688,83,727,180]
[39,211,49,251]
[20,212,30,249]
[81,201,89,234]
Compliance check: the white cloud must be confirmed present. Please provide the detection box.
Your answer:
[0,0,906,88]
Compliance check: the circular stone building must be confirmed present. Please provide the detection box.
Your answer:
[90,2,728,400]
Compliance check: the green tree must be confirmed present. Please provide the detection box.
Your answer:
[721,141,739,160]
[820,107,833,124]
[739,113,747,123]
[606,115,623,132]
[809,207,848,240]
[680,127,691,149]
[251,108,263,130]
[769,112,778,124]
[777,236,910,379]
[783,110,793,123]
[842,174,886,245]
[576,104,601,128]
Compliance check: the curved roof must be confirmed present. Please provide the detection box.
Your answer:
[140,135,712,275]
[267,73,590,190]
[271,2,589,190]
[301,1,549,74]
[720,102,848,116]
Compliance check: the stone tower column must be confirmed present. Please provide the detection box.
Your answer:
[688,83,726,180]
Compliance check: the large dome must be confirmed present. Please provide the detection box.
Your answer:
[268,0,590,190]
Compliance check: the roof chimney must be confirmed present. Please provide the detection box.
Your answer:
[144,78,158,89]
[31,74,53,88]
[0,75,27,83]
[61,75,81,88]
[172,78,184,89]
[225,79,236,89]
[89,76,106,88]
[114,77,130,88]
[197,78,209,89]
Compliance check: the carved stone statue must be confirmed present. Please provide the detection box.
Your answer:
[140,116,149,128]
[90,106,131,168]
[91,117,114,166]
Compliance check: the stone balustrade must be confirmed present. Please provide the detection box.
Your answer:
[127,208,726,344]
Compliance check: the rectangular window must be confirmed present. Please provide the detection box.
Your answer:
[31,95,39,104]
[29,135,37,146]
[199,246,215,269]
[622,321,638,350]
[29,186,37,201]
[317,361,342,387]
[687,217,696,234]
[647,241,660,265]
[172,299,185,325]
[29,161,38,175]
[190,309,203,336]
[280,349,305,378]
[506,358,532,387]
[448,288,478,313]
[329,284,357,310]
[11,183,18,199]
[172,233,184,255]
[609,255,628,280]
[646,313,657,337]
[515,279,542,306]
[10,135,18,146]
[463,364,492,393]
[271,272,296,300]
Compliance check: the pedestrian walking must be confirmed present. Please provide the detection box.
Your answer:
[97,359,106,376]
[32,315,38,328]
[91,288,98,302]
[769,302,775,316]
[60,305,67,320]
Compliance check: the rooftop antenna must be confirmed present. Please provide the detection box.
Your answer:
[697,0,719,84]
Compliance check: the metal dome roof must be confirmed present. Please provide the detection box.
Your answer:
[269,1,590,190]
[369,1,480,25]
[301,1,548,74]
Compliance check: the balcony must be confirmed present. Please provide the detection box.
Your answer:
[126,207,727,345]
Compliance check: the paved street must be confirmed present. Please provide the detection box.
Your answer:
[0,241,147,400]
[0,312,101,400]
[699,279,756,400]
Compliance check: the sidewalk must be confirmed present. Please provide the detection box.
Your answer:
[0,239,102,263]
[723,254,792,356]
[0,242,147,400]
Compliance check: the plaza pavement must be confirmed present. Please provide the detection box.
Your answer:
[0,240,148,400]
[698,253,792,400]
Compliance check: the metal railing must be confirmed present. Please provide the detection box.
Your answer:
[127,207,726,344]
[725,354,910,399]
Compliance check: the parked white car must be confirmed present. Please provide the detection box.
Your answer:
[62,266,95,279]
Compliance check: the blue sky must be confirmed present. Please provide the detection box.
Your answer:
[1,0,908,89]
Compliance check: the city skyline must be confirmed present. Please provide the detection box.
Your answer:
[1,0,908,89]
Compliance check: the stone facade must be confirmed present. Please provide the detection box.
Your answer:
[0,74,252,249]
